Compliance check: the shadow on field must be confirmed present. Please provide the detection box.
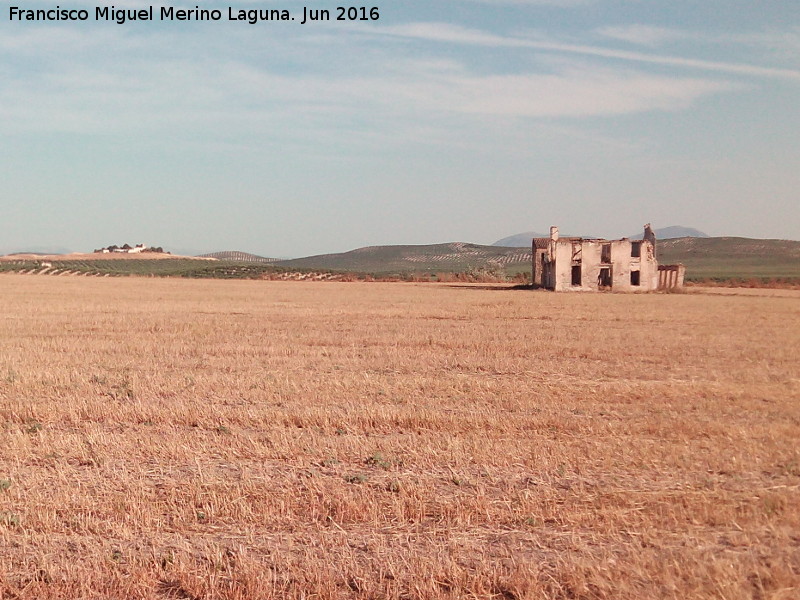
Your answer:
[445,284,543,291]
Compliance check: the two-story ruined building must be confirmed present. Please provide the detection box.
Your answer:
[532,224,685,292]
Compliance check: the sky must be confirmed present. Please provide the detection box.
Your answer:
[1,1,798,257]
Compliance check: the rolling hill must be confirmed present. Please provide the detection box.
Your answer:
[271,237,800,280]
[491,232,550,247]
[658,237,800,280]
[199,251,281,263]
[3,236,796,282]
[492,226,708,248]
[272,242,531,274]
[0,245,75,256]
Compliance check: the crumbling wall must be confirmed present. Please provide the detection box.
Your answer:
[538,225,660,292]
[658,264,685,290]
[550,238,658,292]
[531,242,549,287]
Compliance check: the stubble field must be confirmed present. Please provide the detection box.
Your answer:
[0,274,798,599]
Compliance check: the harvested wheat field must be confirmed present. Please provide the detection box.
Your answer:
[0,274,798,599]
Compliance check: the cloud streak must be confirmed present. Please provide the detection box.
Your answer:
[0,24,739,145]
[596,24,800,66]
[596,25,687,47]
[371,23,800,81]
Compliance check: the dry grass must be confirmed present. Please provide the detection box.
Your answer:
[0,275,798,599]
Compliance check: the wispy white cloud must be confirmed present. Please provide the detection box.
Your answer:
[0,23,740,144]
[596,24,800,65]
[370,22,800,81]
[596,25,687,47]
[2,5,798,249]
[449,68,737,117]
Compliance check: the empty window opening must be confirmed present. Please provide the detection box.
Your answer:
[571,241,582,262]
[630,270,641,286]
[631,242,641,258]
[601,244,611,263]
[599,267,612,288]
[571,265,582,286]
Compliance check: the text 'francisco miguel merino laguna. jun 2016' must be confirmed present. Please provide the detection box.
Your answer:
[7,5,381,25]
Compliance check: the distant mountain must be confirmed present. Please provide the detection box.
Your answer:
[199,251,281,263]
[0,246,75,256]
[492,226,708,247]
[492,232,589,247]
[273,242,532,274]
[491,232,550,248]
[630,226,709,240]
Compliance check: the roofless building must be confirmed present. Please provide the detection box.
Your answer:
[532,224,685,291]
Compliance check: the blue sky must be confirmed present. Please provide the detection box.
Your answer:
[1,1,798,256]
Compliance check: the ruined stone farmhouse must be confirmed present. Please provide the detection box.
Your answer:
[532,224,685,292]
